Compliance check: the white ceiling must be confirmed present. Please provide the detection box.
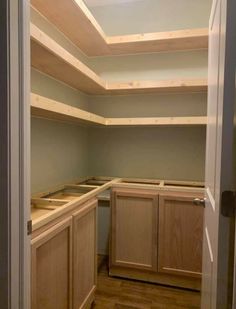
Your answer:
[85,0,143,7]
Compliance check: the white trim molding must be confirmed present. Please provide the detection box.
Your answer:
[0,0,30,308]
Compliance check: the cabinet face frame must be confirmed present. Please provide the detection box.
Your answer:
[72,199,97,309]
[31,217,73,309]
[110,188,158,272]
[158,193,203,278]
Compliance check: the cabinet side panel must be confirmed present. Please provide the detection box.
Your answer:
[73,207,96,308]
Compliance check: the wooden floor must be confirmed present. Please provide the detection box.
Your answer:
[92,256,201,309]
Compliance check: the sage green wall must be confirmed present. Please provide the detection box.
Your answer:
[87,92,207,182]
[87,0,212,35]
[88,127,206,181]
[89,50,208,81]
[87,92,207,117]
[31,69,89,110]
[31,70,90,194]
[31,118,88,194]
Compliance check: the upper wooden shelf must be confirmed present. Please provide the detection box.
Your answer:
[31,93,207,127]
[31,24,207,95]
[31,0,208,56]
[107,29,208,56]
[30,23,106,95]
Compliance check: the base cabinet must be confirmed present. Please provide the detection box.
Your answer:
[73,199,97,309]
[110,188,204,289]
[31,218,73,309]
[31,199,97,309]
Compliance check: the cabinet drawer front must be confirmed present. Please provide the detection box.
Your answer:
[158,194,203,278]
[111,189,158,271]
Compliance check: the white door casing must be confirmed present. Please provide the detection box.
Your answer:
[0,0,31,308]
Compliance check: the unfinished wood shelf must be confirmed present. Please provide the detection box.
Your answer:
[107,29,209,56]
[30,24,207,95]
[30,23,106,95]
[31,93,207,127]
[31,93,106,125]
[106,117,207,126]
[31,0,208,56]
[106,79,207,95]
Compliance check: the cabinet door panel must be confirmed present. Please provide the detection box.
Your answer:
[73,199,97,309]
[111,189,158,271]
[31,217,72,309]
[158,194,203,277]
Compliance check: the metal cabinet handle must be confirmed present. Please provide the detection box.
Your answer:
[193,198,206,207]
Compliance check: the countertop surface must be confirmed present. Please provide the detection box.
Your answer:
[31,176,204,232]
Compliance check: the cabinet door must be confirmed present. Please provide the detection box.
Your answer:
[31,217,72,309]
[73,199,97,309]
[111,188,158,271]
[158,194,204,278]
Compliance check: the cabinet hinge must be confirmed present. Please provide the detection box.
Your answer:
[27,220,32,235]
[221,191,236,217]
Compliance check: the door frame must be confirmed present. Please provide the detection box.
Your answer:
[0,0,30,308]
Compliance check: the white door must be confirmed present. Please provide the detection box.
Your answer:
[202,0,236,308]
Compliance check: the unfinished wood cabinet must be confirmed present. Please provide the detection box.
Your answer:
[110,188,158,271]
[73,199,97,309]
[158,193,204,278]
[31,198,98,309]
[31,217,73,309]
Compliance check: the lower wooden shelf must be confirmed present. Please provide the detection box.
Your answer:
[106,116,207,126]
[31,93,207,127]
[31,93,106,126]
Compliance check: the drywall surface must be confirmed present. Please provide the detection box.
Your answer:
[86,0,212,36]
[31,117,89,194]
[89,50,208,81]
[87,92,207,117]
[88,126,206,181]
[31,69,89,110]
[31,69,90,194]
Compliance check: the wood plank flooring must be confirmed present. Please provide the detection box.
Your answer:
[92,256,201,309]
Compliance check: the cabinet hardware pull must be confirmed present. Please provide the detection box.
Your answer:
[193,198,206,207]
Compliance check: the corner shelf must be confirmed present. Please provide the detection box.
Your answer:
[31,93,207,127]
[31,0,208,56]
[31,93,106,125]
[30,23,106,95]
[31,24,208,95]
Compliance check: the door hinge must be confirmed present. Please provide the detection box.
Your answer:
[221,191,236,217]
[27,220,32,235]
